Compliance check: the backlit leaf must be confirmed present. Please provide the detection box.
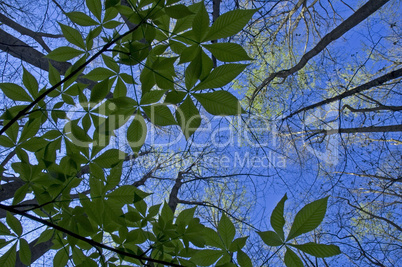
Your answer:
[287,196,329,241]
[193,91,245,115]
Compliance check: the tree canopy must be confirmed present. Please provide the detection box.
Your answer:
[0,0,400,266]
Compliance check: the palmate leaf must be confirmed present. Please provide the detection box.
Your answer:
[271,194,287,240]
[0,83,32,102]
[192,2,209,42]
[203,43,253,62]
[192,63,248,91]
[143,104,177,126]
[127,113,147,153]
[67,12,98,26]
[22,67,38,97]
[93,149,126,168]
[59,23,86,49]
[204,9,257,41]
[176,96,201,139]
[287,196,329,241]
[84,67,116,81]
[19,238,31,265]
[86,0,102,21]
[0,243,17,267]
[289,243,341,258]
[257,230,283,246]
[45,46,84,62]
[218,213,236,248]
[237,250,252,267]
[284,247,303,267]
[190,249,223,266]
[193,91,245,116]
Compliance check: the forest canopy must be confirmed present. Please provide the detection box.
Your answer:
[0,0,400,266]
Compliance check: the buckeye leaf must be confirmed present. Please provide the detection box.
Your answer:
[289,243,341,258]
[107,185,137,204]
[19,239,31,265]
[22,67,38,97]
[143,105,177,126]
[193,64,248,91]
[193,91,244,115]
[257,231,283,246]
[46,46,84,62]
[86,0,102,21]
[93,149,125,168]
[218,213,236,248]
[127,113,147,153]
[271,194,287,240]
[165,4,194,19]
[0,83,32,102]
[204,9,257,41]
[90,79,110,103]
[59,23,86,49]
[67,12,98,26]
[287,196,329,241]
[192,2,209,42]
[140,90,166,105]
[0,243,17,267]
[84,67,116,81]
[284,247,303,267]
[191,249,223,266]
[237,250,252,267]
[203,43,252,62]
[176,96,201,139]
[6,213,22,236]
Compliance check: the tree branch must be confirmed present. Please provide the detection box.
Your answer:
[252,0,391,101]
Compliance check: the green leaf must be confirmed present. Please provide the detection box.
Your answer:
[0,221,11,236]
[84,67,116,81]
[257,231,283,246]
[192,2,209,42]
[140,90,166,105]
[229,236,248,252]
[0,135,15,147]
[94,149,125,168]
[67,12,99,26]
[284,247,303,267]
[237,250,252,267]
[164,90,186,104]
[102,54,120,73]
[6,213,22,236]
[54,247,69,267]
[22,67,38,97]
[12,184,29,205]
[143,105,177,126]
[287,196,329,241]
[105,0,119,9]
[193,64,248,91]
[271,194,287,240]
[20,118,41,141]
[191,249,223,266]
[193,91,244,115]
[0,243,17,267]
[176,96,201,139]
[59,23,86,49]
[203,43,252,62]
[0,83,32,101]
[46,46,84,62]
[90,79,110,103]
[176,207,196,225]
[165,4,194,19]
[19,239,31,265]
[86,0,102,21]
[218,213,236,248]
[127,113,147,153]
[289,243,341,258]
[107,185,138,204]
[204,9,257,41]
[179,44,200,64]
